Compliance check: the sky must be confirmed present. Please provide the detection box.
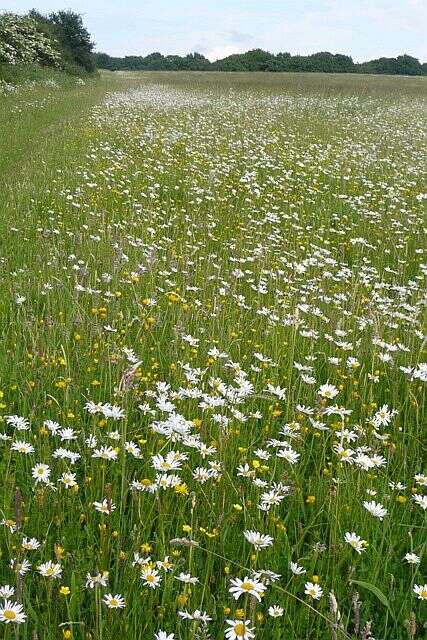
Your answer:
[6,0,427,62]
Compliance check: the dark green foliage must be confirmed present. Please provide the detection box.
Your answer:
[211,49,277,71]
[94,49,427,76]
[48,10,95,72]
[93,50,211,72]
[357,54,424,76]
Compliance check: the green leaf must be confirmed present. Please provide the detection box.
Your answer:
[351,579,395,620]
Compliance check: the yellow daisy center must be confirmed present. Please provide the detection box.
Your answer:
[241,581,254,591]
[4,610,17,620]
[234,623,246,636]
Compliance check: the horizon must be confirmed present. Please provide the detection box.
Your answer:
[5,0,427,63]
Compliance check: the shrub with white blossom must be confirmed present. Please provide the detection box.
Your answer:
[0,12,61,67]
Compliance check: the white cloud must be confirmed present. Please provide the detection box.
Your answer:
[204,45,244,62]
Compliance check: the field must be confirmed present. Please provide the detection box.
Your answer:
[0,71,426,639]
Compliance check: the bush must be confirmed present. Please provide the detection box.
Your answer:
[0,10,96,77]
[0,12,61,67]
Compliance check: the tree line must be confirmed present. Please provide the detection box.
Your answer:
[95,49,427,76]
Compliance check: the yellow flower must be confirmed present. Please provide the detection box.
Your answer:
[59,585,70,596]
[174,483,189,496]
[306,495,316,504]
[55,545,65,559]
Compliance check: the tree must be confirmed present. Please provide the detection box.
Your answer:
[48,10,95,72]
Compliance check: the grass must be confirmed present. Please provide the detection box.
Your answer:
[0,70,426,640]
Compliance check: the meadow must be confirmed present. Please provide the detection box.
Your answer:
[0,71,426,640]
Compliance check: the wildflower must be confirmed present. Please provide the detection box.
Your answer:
[289,561,306,575]
[363,500,388,520]
[175,572,199,584]
[32,463,51,484]
[155,632,175,640]
[93,499,116,514]
[0,600,26,624]
[141,568,162,589]
[225,619,255,640]
[156,556,174,571]
[318,383,339,399]
[102,404,125,420]
[268,605,284,617]
[22,537,40,551]
[277,447,300,465]
[92,446,118,461]
[403,553,420,564]
[344,532,368,554]
[103,593,126,608]
[266,384,286,400]
[152,452,185,472]
[304,581,323,599]
[229,576,266,601]
[0,585,14,598]
[59,472,77,488]
[86,572,109,588]
[11,440,34,454]
[6,415,30,431]
[10,559,31,576]
[38,561,62,579]
[178,609,211,622]
[372,404,395,428]
[413,584,427,600]
[412,494,427,510]
[414,474,427,487]
[243,530,273,550]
